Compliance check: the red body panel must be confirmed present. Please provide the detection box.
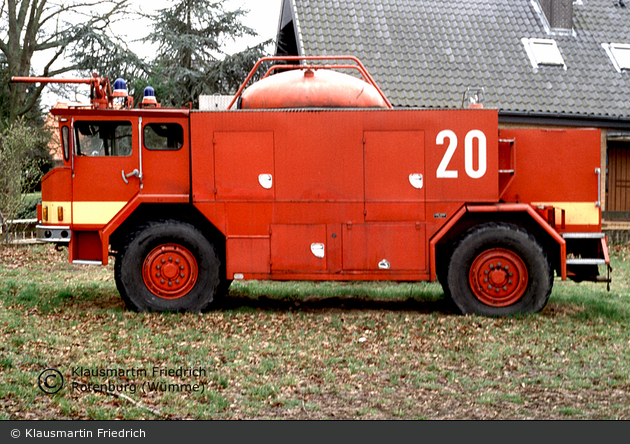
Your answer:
[498,128,600,205]
[190,108,498,280]
[498,128,601,232]
[40,167,72,204]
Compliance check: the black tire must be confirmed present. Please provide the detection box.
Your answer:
[446,223,553,316]
[115,220,223,312]
[216,279,233,297]
[436,254,452,301]
[203,278,233,311]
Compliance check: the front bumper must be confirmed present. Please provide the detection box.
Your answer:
[36,225,71,243]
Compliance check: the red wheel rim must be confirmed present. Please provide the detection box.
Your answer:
[143,244,198,299]
[469,248,528,307]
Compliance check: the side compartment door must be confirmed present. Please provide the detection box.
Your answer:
[364,130,426,221]
[270,224,328,272]
[214,131,275,200]
[343,223,426,272]
[215,131,275,277]
[342,131,427,272]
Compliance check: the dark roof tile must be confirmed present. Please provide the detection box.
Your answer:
[282,0,630,118]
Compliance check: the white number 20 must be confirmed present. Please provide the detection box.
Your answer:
[436,129,487,179]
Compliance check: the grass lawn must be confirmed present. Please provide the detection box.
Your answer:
[0,243,629,419]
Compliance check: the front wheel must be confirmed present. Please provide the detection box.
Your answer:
[446,223,553,316]
[115,220,223,312]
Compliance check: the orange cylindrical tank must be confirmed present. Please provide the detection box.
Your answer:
[240,69,389,109]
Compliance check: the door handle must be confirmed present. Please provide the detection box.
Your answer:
[122,169,140,184]
[409,173,423,189]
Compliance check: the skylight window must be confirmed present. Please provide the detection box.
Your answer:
[522,38,566,70]
[602,43,630,72]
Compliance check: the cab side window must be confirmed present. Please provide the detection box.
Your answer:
[75,121,132,157]
[143,123,184,150]
[61,126,70,161]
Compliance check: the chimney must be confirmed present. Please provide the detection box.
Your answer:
[537,0,573,30]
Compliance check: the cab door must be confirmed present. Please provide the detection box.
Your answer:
[140,115,190,196]
[71,117,140,228]
[70,117,140,263]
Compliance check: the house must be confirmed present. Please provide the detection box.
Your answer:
[45,103,68,167]
[274,0,630,241]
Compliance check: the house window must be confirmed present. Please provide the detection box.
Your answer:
[602,43,630,72]
[522,38,566,69]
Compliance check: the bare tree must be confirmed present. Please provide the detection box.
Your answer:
[0,0,135,129]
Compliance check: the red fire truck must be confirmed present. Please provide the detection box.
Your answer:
[16,56,610,316]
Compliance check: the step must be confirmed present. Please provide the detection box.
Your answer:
[566,258,607,265]
[562,232,605,239]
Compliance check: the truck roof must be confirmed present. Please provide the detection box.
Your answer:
[50,108,190,118]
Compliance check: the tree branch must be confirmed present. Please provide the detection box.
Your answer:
[14,82,45,116]
[41,45,63,76]
[44,63,81,78]
[0,38,8,57]
[15,0,31,37]
[18,0,45,75]
[0,0,6,24]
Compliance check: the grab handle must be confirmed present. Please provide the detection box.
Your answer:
[122,169,140,184]
[595,168,601,208]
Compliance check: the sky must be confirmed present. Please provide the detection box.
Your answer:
[212,0,283,53]
[36,0,283,108]
[127,0,283,55]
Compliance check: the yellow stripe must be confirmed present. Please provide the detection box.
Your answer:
[73,202,127,225]
[42,201,71,224]
[532,202,599,226]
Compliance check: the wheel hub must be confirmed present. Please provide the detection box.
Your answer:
[469,248,528,307]
[143,244,198,299]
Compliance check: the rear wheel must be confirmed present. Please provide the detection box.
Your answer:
[115,220,223,312]
[447,223,552,316]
